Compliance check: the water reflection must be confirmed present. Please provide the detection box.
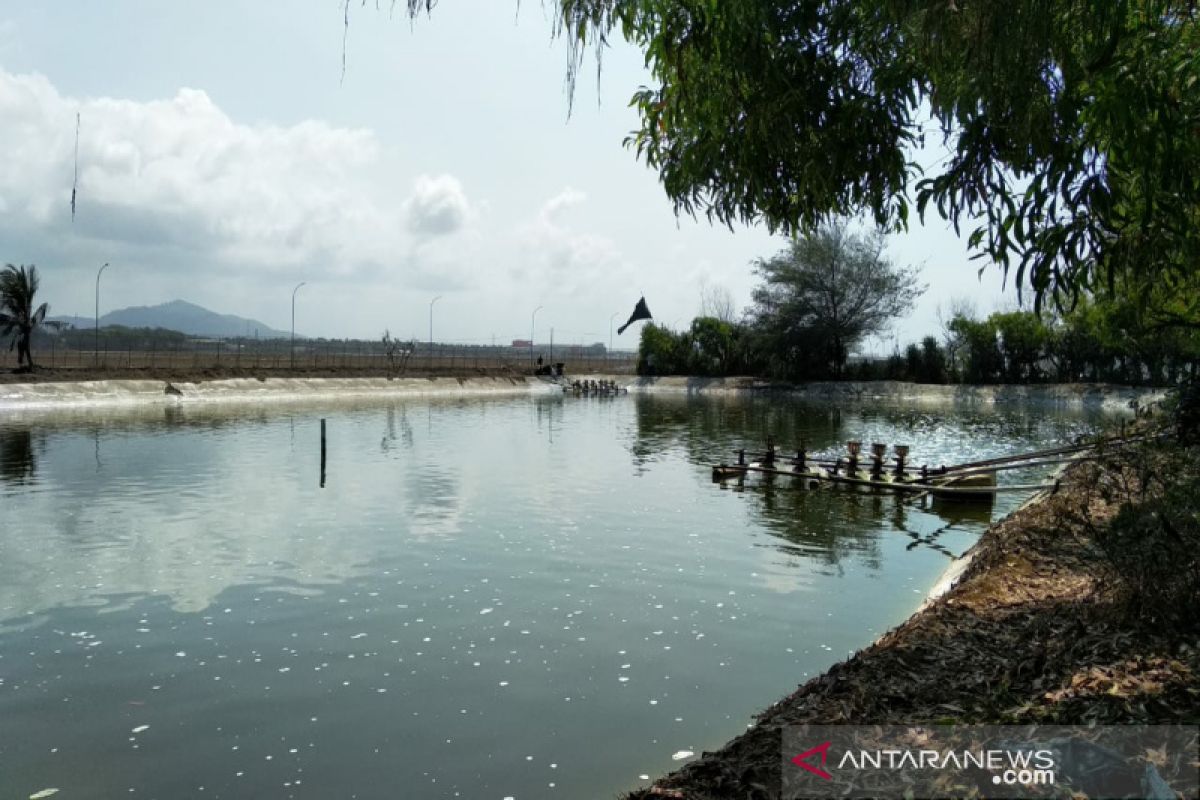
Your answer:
[630,394,1099,568]
[0,400,476,617]
[404,463,466,539]
[630,394,1096,471]
[0,427,37,483]
[380,405,414,452]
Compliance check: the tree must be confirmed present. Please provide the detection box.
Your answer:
[0,264,51,371]
[697,282,737,324]
[748,222,923,378]
[636,322,689,375]
[949,315,1004,384]
[992,311,1053,383]
[688,316,737,375]
[383,1,1200,312]
[917,336,947,384]
[938,297,977,379]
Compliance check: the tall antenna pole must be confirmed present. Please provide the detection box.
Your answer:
[95,262,109,365]
[71,112,80,221]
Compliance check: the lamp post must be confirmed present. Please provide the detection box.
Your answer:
[291,281,306,369]
[429,295,441,361]
[530,305,543,369]
[94,262,109,366]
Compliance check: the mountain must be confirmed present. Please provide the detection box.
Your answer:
[51,300,292,339]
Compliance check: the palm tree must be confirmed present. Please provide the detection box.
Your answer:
[0,264,51,371]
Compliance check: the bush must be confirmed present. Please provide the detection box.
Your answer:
[636,323,690,375]
[1091,444,1200,631]
[1176,375,1200,445]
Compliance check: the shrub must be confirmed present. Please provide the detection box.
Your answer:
[1091,444,1200,631]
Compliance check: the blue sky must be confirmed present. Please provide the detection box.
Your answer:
[0,1,1015,349]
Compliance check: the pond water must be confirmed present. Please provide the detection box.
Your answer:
[0,393,1103,799]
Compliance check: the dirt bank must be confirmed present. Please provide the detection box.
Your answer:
[627,445,1198,799]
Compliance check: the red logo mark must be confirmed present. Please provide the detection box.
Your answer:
[791,741,833,780]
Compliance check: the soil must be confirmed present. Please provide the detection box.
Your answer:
[0,364,529,385]
[626,453,1199,799]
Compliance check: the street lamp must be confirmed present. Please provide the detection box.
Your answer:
[291,281,306,369]
[530,305,543,369]
[429,295,442,358]
[94,262,109,366]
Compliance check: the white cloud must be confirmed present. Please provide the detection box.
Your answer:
[0,68,475,285]
[517,188,624,290]
[539,187,586,222]
[404,174,471,237]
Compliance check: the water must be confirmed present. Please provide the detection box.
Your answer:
[0,394,1102,799]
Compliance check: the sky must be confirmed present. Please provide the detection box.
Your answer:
[0,1,1017,351]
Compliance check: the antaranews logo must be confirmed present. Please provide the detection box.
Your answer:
[783,725,1199,800]
[790,741,832,780]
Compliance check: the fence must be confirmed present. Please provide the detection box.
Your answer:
[3,337,638,375]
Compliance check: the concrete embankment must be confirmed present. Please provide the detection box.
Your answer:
[0,375,563,410]
[623,376,1166,412]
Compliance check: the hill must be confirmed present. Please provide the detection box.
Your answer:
[52,300,292,339]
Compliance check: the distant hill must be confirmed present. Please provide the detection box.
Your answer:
[51,300,292,339]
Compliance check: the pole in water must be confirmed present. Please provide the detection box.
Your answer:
[320,418,327,488]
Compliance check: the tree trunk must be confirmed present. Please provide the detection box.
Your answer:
[17,327,32,368]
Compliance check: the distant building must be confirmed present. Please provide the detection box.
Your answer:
[511,339,532,348]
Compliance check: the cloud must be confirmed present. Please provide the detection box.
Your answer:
[404,174,470,238]
[517,188,623,288]
[0,68,474,286]
[539,187,586,222]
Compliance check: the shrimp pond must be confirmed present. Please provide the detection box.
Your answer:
[0,392,1106,799]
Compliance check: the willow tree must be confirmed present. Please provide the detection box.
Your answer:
[382,0,1200,312]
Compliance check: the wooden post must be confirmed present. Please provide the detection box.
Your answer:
[320,418,327,488]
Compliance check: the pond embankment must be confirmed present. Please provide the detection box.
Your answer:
[0,367,1167,412]
[625,446,1198,800]
[0,374,563,410]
